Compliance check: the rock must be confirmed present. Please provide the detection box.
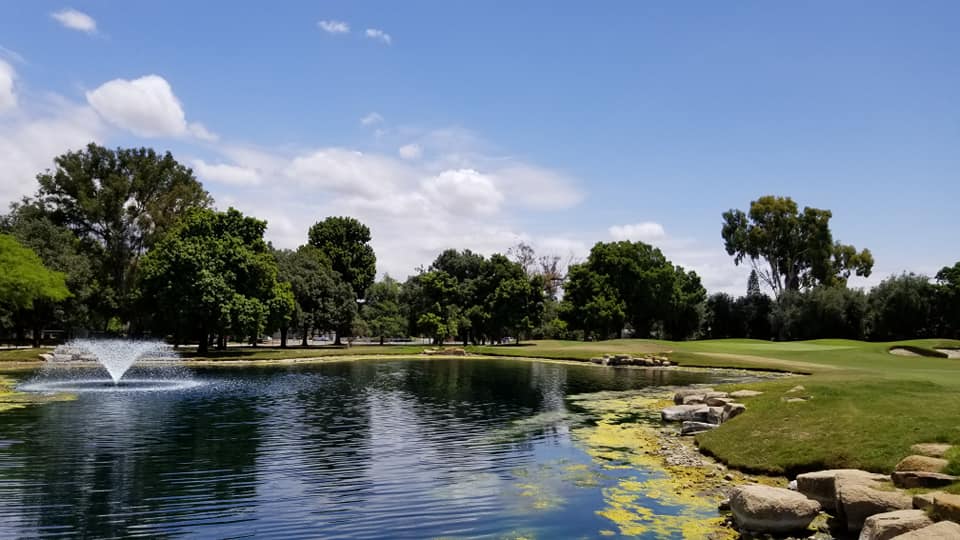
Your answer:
[589,357,605,364]
[894,455,948,473]
[912,492,941,511]
[681,421,718,435]
[707,406,725,425]
[674,388,713,405]
[724,473,734,481]
[891,471,957,489]
[718,498,730,511]
[889,521,960,539]
[729,389,763,398]
[681,394,706,405]
[706,396,733,407]
[728,485,821,533]
[838,482,912,532]
[786,397,808,403]
[787,385,806,393]
[38,353,53,362]
[721,403,746,422]
[788,479,798,490]
[931,493,960,522]
[661,405,709,422]
[858,510,934,540]
[705,391,729,399]
[797,469,889,512]
[909,443,952,457]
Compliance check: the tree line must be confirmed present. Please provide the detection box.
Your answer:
[1,144,958,347]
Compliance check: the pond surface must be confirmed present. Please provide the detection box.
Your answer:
[0,358,734,539]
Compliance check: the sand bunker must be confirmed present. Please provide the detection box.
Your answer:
[936,349,960,359]
[889,348,921,357]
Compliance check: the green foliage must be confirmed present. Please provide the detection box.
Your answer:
[20,143,211,324]
[307,216,376,297]
[935,262,960,338]
[722,195,872,297]
[138,208,280,352]
[772,286,867,340]
[0,234,71,310]
[560,241,704,340]
[866,273,937,340]
[275,246,355,343]
[363,276,406,343]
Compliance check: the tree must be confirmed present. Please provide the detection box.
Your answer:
[560,264,625,340]
[935,262,960,338]
[138,208,280,354]
[663,267,706,340]
[307,216,376,298]
[19,143,211,325]
[721,195,873,297]
[866,274,936,340]
[363,276,407,345]
[0,234,71,346]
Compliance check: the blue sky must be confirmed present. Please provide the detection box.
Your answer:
[1,2,957,294]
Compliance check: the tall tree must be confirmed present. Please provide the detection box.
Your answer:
[935,262,960,338]
[721,195,873,298]
[363,276,406,345]
[19,143,211,325]
[307,216,376,298]
[138,208,280,354]
[0,234,71,346]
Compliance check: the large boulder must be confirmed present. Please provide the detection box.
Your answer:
[838,482,912,532]
[912,492,942,512]
[891,471,957,489]
[931,493,960,522]
[729,485,821,533]
[722,403,747,422]
[796,469,889,511]
[681,421,718,435]
[894,455,948,473]
[661,405,709,422]
[858,510,933,540]
[889,521,960,539]
[706,396,734,407]
[681,394,707,405]
[909,443,952,457]
[673,388,713,404]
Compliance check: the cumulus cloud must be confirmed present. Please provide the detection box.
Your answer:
[86,75,215,140]
[284,148,415,198]
[193,160,261,186]
[609,222,667,242]
[422,169,504,216]
[398,143,421,160]
[493,165,583,210]
[0,98,104,207]
[365,28,392,45]
[51,9,97,34]
[318,20,350,34]
[360,112,383,126]
[0,60,16,113]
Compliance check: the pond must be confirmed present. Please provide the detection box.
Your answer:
[0,358,740,539]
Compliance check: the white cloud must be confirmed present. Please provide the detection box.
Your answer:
[318,20,350,34]
[492,165,583,210]
[365,28,392,45]
[361,112,383,126]
[0,60,16,113]
[609,222,667,242]
[51,9,97,34]
[0,98,104,207]
[398,143,421,160]
[193,160,261,186]
[0,46,26,65]
[284,148,414,198]
[86,75,214,140]
[422,169,504,216]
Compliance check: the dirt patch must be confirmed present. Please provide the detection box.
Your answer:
[889,347,921,357]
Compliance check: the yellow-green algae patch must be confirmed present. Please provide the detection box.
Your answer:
[567,389,745,538]
[0,374,75,413]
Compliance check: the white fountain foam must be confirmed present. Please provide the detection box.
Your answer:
[54,339,178,384]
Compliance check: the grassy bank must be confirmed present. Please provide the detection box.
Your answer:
[472,338,960,475]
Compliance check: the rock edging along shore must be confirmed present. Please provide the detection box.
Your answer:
[659,387,755,435]
[715,445,960,537]
[589,353,673,367]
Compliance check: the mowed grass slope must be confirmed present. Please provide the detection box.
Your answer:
[472,338,960,475]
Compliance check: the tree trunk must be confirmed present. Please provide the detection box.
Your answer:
[31,324,41,348]
[334,330,342,346]
[302,325,309,347]
[198,327,209,355]
[280,327,288,349]
[379,335,384,346]
[218,334,226,350]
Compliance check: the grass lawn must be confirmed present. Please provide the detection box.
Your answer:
[0,347,53,362]
[472,338,960,476]
[177,344,430,361]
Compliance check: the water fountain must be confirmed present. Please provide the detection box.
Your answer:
[20,339,202,393]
